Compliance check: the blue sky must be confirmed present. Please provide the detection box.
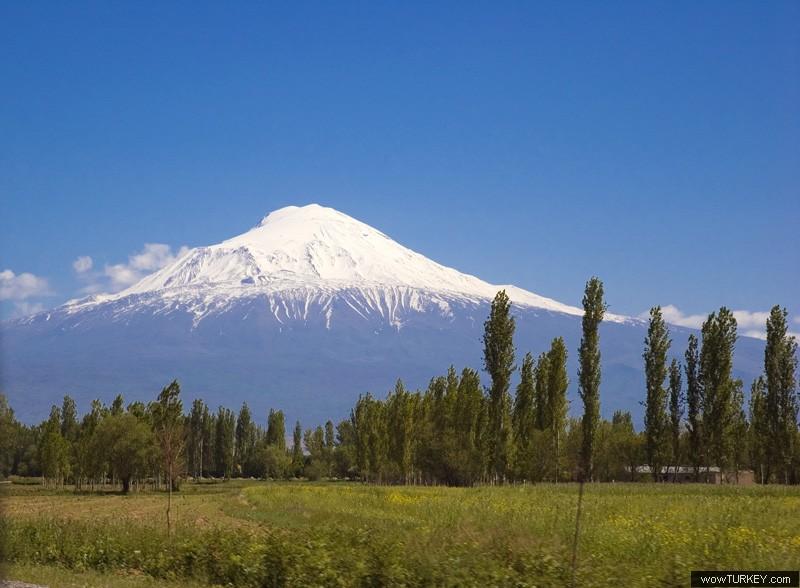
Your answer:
[2,2,798,336]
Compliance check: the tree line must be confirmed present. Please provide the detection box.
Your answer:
[1,278,797,489]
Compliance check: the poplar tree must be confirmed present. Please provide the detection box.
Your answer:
[546,337,569,482]
[668,358,683,478]
[643,307,671,481]
[684,335,703,480]
[483,290,515,483]
[453,367,486,485]
[700,308,737,476]
[578,277,605,481]
[749,377,768,483]
[152,380,185,534]
[110,394,125,416]
[730,379,748,483]
[188,399,207,479]
[533,352,550,432]
[292,420,304,476]
[764,306,798,484]
[61,395,79,442]
[512,352,536,480]
[386,379,415,484]
[214,407,235,478]
[235,403,256,475]
[266,409,286,450]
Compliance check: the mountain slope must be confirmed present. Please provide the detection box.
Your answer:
[1,204,763,424]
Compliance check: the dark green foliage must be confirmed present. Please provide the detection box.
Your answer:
[578,277,605,481]
[700,308,738,475]
[749,377,768,483]
[110,394,125,416]
[545,337,569,481]
[668,358,683,475]
[643,307,671,481]
[764,306,798,483]
[188,399,209,478]
[266,408,287,450]
[685,334,703,479]
[235,402,257,476]
[94,413,156,493]
[513,352,536,480]
[215,407,236,478]
[483,290,515,482]
[291,420,304,477]
[60,395,79,442]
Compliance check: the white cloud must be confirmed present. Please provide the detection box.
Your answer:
[72,256,93,273]
[642,304,798,341]
[0,269,51,301]
[78,243,189,294]
[0,269,53,318]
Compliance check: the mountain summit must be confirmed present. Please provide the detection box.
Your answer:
[68,204,592,328]
[2,204,762,425]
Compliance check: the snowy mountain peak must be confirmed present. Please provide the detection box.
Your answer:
[59,204,631,324]
[255,203,364,229]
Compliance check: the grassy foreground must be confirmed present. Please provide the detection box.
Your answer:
[2,481,799,587]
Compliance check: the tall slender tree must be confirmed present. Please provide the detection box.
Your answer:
[749,377,768,483]
[483,290,515,483]
[643,307,671,482]
[546,337,569,482]
[215,407,235,478]
[61,395,79,443]
[668,358,683,479]
[188,399,207,479]
[700,308,738,476]
[512,353,536,480]
[764,306,798,484]
[266,409,287,450]
[292,420,304,476]
[578,277,605,481]
[235,402,256,475]
[151,380,185,534]
[684,334,703,480]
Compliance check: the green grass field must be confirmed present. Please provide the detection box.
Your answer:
[2,481,799,587]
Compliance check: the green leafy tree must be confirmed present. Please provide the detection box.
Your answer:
[546,337,569,482]
[266,409,286,450]
[94,413,156,493]
[764,306,798,483]
[386,380,416,484]
[235,403,257,476]
[684,335,703,480]
[291,420,304,477]
[730,379,748,482]
[215,406,235,478]
[152,380,185,533]
[110,394,125,416]
[749,377,768,483]
[643,307,671,482]
[61,395,79,442]
[668,358,684,478]
[512,352,536,481]
[700,308,738,476]
[578,277,606,481]
[483,290,515,483]
[38,406,70,487]
[188,399,208,479]
[0,394,19,478]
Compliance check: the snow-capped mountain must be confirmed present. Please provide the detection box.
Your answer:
[62,204,605,328]
[1,204,763,424]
